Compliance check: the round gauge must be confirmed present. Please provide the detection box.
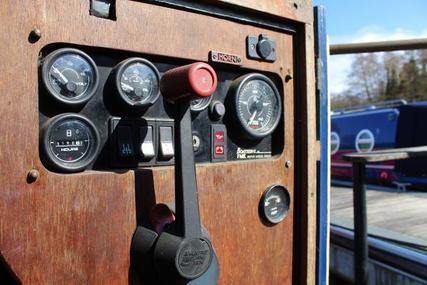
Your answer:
[230,73,282,139]
[114,58,160,107]
[41,114,100,172]
[260,185,290,224]
[190,96,213,112]
[42,48,99,105]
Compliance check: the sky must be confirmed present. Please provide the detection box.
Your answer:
[312,0,427,94]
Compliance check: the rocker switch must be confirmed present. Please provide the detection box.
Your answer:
[159,126,174,159]
[117,126,134,160]
[140,126,155,160]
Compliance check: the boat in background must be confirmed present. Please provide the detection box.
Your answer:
[332,99,427,190]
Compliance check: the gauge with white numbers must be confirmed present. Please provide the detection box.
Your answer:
[114,58,160,107]
[41,114,100,172]
[42,48,99,105]
[230,73,282,138]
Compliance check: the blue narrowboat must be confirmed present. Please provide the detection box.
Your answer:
[331,100,427,190]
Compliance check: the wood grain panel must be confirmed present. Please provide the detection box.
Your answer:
[0,0,315,284]
[213,0,313,24]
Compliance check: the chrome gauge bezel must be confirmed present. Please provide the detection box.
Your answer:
[260,185,291,224]
[41,48,99,105]
[114,57,161,107]
[231,73,282,139]
[41,113,100,172]
[190,95,213,112]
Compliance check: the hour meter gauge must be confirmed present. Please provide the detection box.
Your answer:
[41,114,100,172]
[114,58,160,107]
[229,73,282,139]
[41,48,99,105]
[190,96,213,112]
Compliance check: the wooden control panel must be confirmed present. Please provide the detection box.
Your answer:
[0,1,319,284]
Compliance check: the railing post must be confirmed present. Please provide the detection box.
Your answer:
[352,162,368,285]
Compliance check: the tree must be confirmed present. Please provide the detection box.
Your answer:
[347,53,385,102]
[333,49,427,110]
[399,57,420,101]
[383,53,402,101]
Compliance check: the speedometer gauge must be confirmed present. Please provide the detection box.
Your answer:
[42,48,99,105]
[229,73,282,139]
[114,58,160,107]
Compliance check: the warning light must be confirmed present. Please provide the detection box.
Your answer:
[215,145,224,155]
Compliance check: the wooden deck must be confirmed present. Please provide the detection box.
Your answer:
[331,186,427,245]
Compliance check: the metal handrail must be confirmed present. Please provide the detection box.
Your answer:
[330,38,427,55]
[343,146,427,285]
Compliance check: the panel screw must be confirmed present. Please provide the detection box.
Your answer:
[27,169,40,183]
[285,160,292,168]
[28,28,42,43]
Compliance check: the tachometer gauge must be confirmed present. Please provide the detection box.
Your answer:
[41,48,99,105]
[41,114,100,172]
[229,73,282,139]
[114,58,160,107]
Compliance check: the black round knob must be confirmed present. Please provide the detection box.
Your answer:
[257,38,272,59]
[210,101,226,120]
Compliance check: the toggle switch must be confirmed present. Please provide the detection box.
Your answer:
[140,126,155,160]
[159,126,174,160]
[117,125,134,160]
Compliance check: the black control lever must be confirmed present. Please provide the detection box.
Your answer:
[132,63,219,285]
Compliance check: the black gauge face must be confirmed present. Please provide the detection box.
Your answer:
[42,49,98,105]
[191,96,213,112]
[115,58,160,106]
[42,114,99,172]
[233,74,282,138]
[260,185,290,224]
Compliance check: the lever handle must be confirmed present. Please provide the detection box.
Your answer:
[160,62,217,103]
[132,63,219,284]
[160,62,217,238]
[153,63,217,282]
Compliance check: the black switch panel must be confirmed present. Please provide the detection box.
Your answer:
[109,118,174,168]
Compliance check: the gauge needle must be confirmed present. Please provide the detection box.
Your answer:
[52,66,69,84]
[248,110,257,125]
[121,82,135,91]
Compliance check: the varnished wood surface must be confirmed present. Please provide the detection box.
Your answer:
[0,0,316,284]
[294,22,318,285]
[331,186,427,245]
[214,0,314,24]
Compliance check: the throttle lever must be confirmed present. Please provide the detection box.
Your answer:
[159,62,217,238]
[132,63,219,285]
